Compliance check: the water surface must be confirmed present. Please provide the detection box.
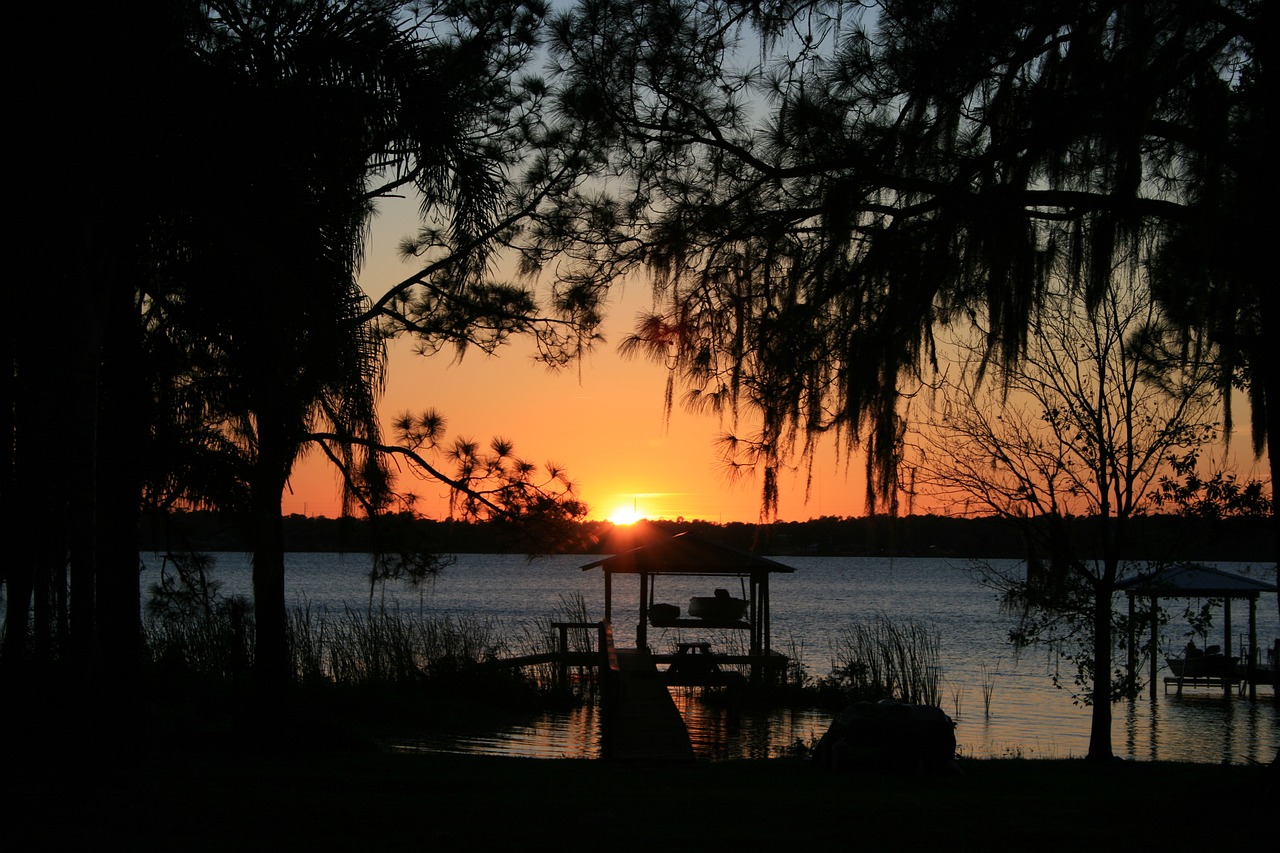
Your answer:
[142,552,1279,763]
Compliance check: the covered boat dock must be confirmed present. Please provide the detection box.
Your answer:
[581,531,795,684]
[1117,563,1278,699]
[580,532,795,760]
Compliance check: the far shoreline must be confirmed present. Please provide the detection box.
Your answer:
[143,509,1279,562]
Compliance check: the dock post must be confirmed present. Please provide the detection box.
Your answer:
[1223,600,1233,697]
[1247,598,1257,701]
[1148,596,1159,700]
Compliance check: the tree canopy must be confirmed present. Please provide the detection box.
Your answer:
[4,0,603,681]
[542,0,1271,520]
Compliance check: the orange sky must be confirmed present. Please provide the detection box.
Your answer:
[282,196,1269,524]
[282,196,869,523]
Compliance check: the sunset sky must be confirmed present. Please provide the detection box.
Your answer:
[283,194,868,523]
[283,194,1267,525]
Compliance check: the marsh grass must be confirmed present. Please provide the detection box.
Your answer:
[143,601,548,703]
[824,613,943,706]
[320,606,509,685]
[980,661,999,716]
[146,596,253,682]
[950,683,964,719]
[510,592,600,699]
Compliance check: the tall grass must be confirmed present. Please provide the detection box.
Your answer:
[511,592,599,697]
[321,606,509,686]
[979,661,999,716]
[825,614,943,706]
[145,596,254,682]
[144,602,514,693]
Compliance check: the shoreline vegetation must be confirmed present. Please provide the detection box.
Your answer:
[11,620,1278,848]
[10,559,1276,848]
[144,510,1278,562]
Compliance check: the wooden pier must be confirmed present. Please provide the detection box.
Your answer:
[1163,673,1241,696]
[495,621,748,761]
[600,646,695,762]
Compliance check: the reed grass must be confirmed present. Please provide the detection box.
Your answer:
[825,613,944,706]
[145,595,253,682]
[980,661,999,716]
[320,606,509,686]
[510,592,599,698]
[145,601,515,693]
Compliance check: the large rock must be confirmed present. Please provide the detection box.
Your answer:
[814,700,957,774]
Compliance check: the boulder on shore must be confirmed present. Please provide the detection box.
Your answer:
[814,700,957,774]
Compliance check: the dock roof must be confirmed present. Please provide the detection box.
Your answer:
[1115,562,1278,598]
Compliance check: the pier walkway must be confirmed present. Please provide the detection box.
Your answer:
[600,647,695,762]
[495,620,698,760]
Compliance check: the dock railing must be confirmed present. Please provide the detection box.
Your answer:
[547,620,614,688]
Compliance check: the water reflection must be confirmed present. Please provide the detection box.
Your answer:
[390,687,1277,764]
[1126,693,1277,765]
[391,704,602,760]
[669,688,829,760]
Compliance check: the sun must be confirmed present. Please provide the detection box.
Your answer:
[607,503,642,525]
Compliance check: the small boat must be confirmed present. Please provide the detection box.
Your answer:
[1165,653,1236,679]
[687,589,748,623]
[648,603,680,625]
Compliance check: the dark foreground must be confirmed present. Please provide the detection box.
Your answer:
[10,741,1275,851]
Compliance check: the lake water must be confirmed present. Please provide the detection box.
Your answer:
[140,552,1279,764]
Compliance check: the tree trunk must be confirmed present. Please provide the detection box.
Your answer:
[2,321,49,666]
[250,419,291,693]
[1087,583,1114,761]
[1261,290,1280,625]
[92,271,144,688]
[250,494,289,691]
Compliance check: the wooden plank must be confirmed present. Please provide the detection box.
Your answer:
[601,649,694,762]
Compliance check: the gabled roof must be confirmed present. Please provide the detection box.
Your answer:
[581,532,795,576]
[1116,562,1278,598]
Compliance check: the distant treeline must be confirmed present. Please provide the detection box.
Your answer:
[142,510,1276,563]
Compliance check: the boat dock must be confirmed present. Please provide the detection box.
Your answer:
[495,620,770,761]
[1120,564,1279,702]
[497,533,797,760]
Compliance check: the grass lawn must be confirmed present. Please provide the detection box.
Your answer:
[11,742,1275,851]
[7,674,1275,851]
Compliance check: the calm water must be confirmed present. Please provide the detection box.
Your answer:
[141,552,1279,763]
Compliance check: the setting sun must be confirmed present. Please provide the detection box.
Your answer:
[607,503,642,525]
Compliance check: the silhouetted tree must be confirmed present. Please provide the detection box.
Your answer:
[542,0,1270,533]
[5,0,200,677]
[312,409,590,593]
[909,276,1219,759]
[5,1,604,696]
[153,0,600,689]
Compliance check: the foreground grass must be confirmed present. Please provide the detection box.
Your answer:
[7,664,1275,851]
[11,733,1275,851]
